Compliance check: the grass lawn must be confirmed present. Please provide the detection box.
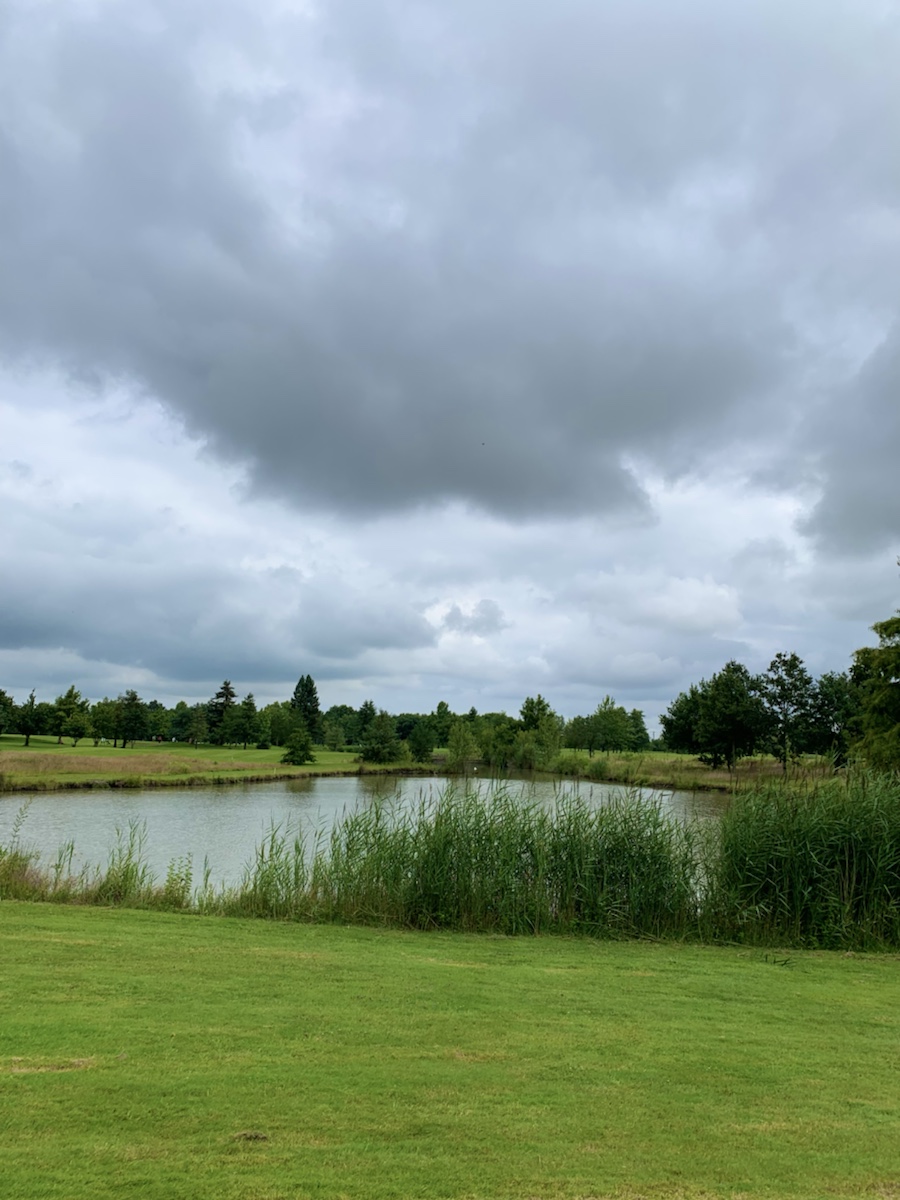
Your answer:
[0,734,420,790]
[1,904,898,1199]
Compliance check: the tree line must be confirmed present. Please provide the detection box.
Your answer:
[660,609,900,770]
[1,607,897,768]
[0,673,648,770]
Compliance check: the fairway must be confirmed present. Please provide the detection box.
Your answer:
[1,905,898,1199]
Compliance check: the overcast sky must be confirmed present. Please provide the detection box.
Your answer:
[1,0,898,726]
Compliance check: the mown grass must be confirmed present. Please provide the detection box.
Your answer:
[0,904,898,1200]
[3,775,900,949]
[0,735,422,791]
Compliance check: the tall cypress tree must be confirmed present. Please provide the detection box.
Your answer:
[290,675,322,742]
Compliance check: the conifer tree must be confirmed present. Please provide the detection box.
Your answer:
[290,675,322,742]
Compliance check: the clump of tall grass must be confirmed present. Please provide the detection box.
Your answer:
[709,773,900,948]
[298,786,703,937]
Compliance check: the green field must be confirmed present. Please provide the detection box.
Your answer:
[0,734,419,791]
[1,903,898,1199]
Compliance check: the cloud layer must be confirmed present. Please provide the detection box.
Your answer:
[1,0,898,720]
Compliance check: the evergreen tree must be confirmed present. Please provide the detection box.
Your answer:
[431,700,453,746]
[626,709,651,750]
[356,699,377,744]
[207,680,237,745]
[519,694,552,731]
[290,675,322,741]
[408,717,437,763]
[359,710,400,763]
[188,704,208,745]
[232,693,260,749]
[281,720,316,765]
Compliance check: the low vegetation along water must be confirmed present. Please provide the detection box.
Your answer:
[2,773,899,949]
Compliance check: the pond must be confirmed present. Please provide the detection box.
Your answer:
[0,774,725,887]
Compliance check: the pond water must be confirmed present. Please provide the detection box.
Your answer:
[0,774,725,887]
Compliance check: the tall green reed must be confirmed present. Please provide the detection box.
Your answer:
[710,772,900,947]
[3,776,900,947]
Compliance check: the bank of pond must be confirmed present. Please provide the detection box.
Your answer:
[1,773,899,950]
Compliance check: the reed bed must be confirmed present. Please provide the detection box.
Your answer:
[3,776,900,947]
[711,774,900,947]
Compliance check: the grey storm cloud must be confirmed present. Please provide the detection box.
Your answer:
[442,599,509,636]
[0,0,898,544]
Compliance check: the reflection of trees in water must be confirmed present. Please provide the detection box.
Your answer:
[284,777,317,795]
[357,774,406,802]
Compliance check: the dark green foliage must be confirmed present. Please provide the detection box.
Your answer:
[14,690,40,746]
[207,680,237,745]
[53,685,89,744]
[759,652,816,767]
[146,700,171,741]
[359,710,400,763]
[169,700,193,743]
[290,675,322,741]
[809,670,861,763]
[626,709,651,750]
[63,708,92,746]
[356,699,377,743]
[280,721,316,765]
[408,717,437,762]
[430,700,453,746]
[660,684,704,754]
[478,714,518,768]
[519,694,552,731]
[188,703,208,745]
[852,614,900,767]
[118,689,148,747]
[695,661,767,770]
[0,688,14,735]
[592,696,630,753]
[231,693,260,749]
[324,704,359,745]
